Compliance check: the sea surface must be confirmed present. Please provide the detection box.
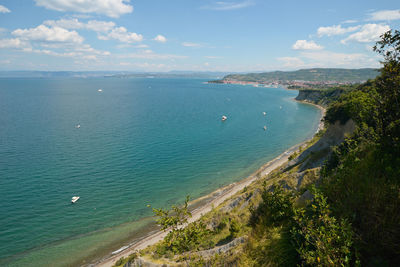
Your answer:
[0,77,321,266]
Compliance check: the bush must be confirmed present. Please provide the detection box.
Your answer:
[229,219,241,238]
[291,187,357,266]
[255,184,295,226]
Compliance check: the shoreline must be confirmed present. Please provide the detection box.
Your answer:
[95,98,325,267]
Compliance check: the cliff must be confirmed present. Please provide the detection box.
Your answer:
[295,88,344,107]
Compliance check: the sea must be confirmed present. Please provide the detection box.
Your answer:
[0,77,321,266]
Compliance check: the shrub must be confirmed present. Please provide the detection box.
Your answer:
[150,196,210,255]
[229,219,241,238]
[258,184,295,226]
[291,187,357,266]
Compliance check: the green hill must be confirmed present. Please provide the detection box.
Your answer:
[221,68,379,82]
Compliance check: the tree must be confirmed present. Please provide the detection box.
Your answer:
[373,30,400,155]
[150,196,210,254]
[151,195,192,232]
[291,187,356,266]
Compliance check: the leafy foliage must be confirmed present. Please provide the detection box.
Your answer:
[252,184,295,226]
[321,29,400,264]
[151,195,191,232]
[150,196,211,255]
[373,30,400,156]
[161,221,210,254]
[291,187,356,266]
[229,219,241,238]
[249,184,356,266]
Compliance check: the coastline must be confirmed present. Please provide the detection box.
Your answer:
[294,99,326,132]
[95,97,325,267]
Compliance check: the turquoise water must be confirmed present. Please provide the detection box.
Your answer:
[0,78,321,266]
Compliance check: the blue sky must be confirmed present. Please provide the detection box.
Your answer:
[0,0,399,72]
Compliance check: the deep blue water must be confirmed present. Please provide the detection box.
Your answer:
[0,77,321,266]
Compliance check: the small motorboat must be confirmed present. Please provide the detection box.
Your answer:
[75,124,81,129]
[263,126,267,131]
[98,89,103,92]
[221,115,227,121]
[71,196,80,203]
[263,112,267,116]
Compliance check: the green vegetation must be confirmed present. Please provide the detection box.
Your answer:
[295,86,354,107]
[112,252,137,267]
[115,31,400,266]
[291,187,356,266]
[247,29,400,266]
[318,31,400,264]
[150,196,211,255]
[221,68,379,83]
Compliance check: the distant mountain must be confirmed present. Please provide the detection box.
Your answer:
[0,71,228,79]
[0,71,121,78]
[218,68,379,83]
[111,71,228,79]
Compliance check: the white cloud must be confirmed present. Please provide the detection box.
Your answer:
[205,56,222,59]
[21,43,109,58]
[12,25,84,44]
[121,50,187,60]
[370,10,400,21]
[0,38,28,49]
[182,42,202,47]
[74,44,110,55]
[201,1,254,10]
[278,50,381,70]
[44,18,115,32]
[301,51,380,68]
[317,25,360,37]
[99,26,143,43]
[341,23,390,44]
[7,24,110,60]
[277,57,306,69]
[86,20,116,32]
[35,0,133,18]
[44,18,83,29]
[116,43,149,49]
[292,40,323,50]
[82,55,97,60]
[0,5,10,13]
[342,19,358,24]
[135,44,149,48]
[153,35,167,43]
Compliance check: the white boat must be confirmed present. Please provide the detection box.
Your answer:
[98,89,103,92]
[263,112,266,116]
[263,126,267,131]
[75,124,81,129]
[221,115,227,121]
[71,196,80,203]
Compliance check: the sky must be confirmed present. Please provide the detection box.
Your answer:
[0,0,399,72]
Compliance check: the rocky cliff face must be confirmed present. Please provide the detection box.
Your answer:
[295,89,344,107]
